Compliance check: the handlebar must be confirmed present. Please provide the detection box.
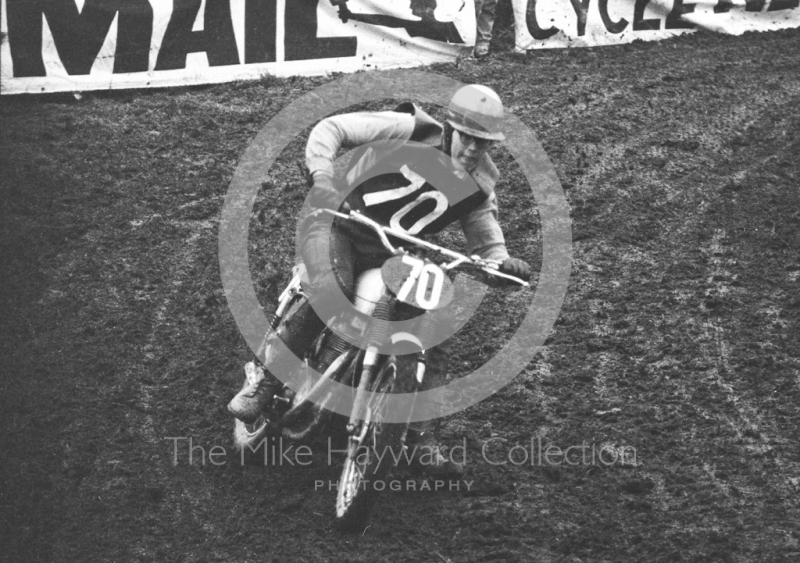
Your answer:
[319,209,530,287]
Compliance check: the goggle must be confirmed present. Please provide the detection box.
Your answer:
[456,130,494,150]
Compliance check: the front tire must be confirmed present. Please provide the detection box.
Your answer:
[333,355,417,532]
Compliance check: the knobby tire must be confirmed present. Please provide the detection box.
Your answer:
[333,355,418,532]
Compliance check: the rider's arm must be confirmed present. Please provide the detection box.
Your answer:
[459,192,510,263]
[306,112,415,177]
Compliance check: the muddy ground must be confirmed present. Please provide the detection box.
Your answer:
[2,25,799,563]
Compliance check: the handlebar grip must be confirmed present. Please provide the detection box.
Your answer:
[497,258,532,283]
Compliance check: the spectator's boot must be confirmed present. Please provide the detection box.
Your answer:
[473,41,490,59]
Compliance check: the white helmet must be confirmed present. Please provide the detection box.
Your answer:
[446,84,505,141]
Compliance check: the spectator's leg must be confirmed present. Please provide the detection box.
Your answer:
[474,0,498,57]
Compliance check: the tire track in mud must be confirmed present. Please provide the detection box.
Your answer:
[127,220,224,560]
[691,229,770,501]
[125,296,195,561]
[45,218,226,561]
[698,231,759,443]
[462,48,767,557]
[663,106,797,539]
[525,346,560,438]
[688,81,800,520]
[541,56,800,552]
[130,298,210,558]
[675,222,800,551]
[696,229,799,495]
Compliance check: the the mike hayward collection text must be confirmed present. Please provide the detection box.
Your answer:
[165,436,637,468]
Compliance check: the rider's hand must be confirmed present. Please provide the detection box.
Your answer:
[309,172,339,210]
[499,258,532,282]
[309,172,350,214]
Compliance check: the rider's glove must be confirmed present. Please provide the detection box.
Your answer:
[308,171,351,214]
[499,258,532,282]
[298,171,350,257]
[308,172,339,211]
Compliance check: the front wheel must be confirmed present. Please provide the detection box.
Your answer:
[333,355,417,532]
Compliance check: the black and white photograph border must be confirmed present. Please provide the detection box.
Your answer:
[2,6,800,563]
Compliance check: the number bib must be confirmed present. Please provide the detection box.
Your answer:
[346,144,488,238]
[381,255,454,311]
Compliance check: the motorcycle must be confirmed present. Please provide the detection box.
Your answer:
[232,209,529,531]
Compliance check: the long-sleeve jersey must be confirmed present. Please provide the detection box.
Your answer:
[305,103,510,262]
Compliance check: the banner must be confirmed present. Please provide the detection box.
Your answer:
[511,0,800,51]
[1,1,798,94]
[0,0,476,94]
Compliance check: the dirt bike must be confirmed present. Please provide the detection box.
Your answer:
[232,209,529,531]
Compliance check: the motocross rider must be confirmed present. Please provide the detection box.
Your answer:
[229,84,532,476]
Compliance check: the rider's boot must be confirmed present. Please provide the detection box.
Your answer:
[228,298,325,423]
[227,361,284,424]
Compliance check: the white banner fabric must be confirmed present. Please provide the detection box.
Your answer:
[0,0,475,94]
[1,1,798,94]
[512,0,800,52]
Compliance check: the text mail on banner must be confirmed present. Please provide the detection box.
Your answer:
[0,0,476,94]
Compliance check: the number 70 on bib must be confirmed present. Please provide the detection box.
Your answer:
[380,254,455,311]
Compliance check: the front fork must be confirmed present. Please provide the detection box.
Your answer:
[346,295,436,452]
[347,293,395,436]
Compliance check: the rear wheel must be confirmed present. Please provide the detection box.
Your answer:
[333,355,417,532]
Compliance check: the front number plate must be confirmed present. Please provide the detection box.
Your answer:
[381,255,454,310]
